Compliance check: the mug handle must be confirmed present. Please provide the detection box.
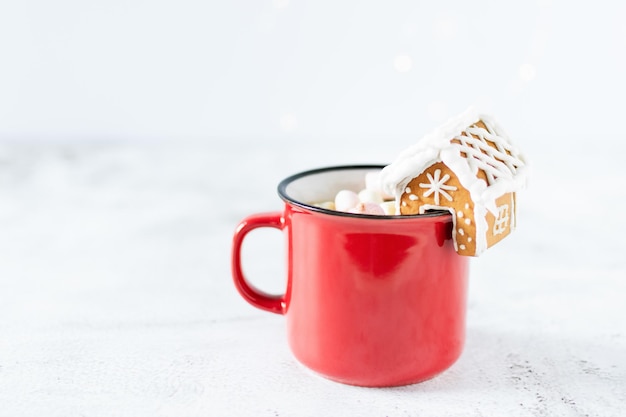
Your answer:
[231,212,286,315]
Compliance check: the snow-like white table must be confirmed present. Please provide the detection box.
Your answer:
[0,138,624,416]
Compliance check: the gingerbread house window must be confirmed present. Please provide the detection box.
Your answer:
[493,204,510,236]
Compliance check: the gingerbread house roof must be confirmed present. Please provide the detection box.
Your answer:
[381,108,529,214]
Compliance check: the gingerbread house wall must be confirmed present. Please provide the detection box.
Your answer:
[484,192,516,249]
[399,161,518,257]
[472,163,516,254]
[399,161,480,256]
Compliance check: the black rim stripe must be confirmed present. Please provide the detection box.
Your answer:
[277,165,450,219]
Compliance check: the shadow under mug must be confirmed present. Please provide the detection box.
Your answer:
[231,165,469,387]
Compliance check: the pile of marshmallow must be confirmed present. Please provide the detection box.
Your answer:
[314,172,397,215]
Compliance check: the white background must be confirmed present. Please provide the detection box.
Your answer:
[1,0,625,144]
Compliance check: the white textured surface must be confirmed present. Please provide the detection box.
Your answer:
[0,139,625,416]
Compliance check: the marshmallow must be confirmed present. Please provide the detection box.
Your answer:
[365,171,381,191]
[365,171,394,200]
[379,201,397,215]
[334,190,360,212]
[358,188,383,204]
[315,201,336,210]
[348,202,385,215]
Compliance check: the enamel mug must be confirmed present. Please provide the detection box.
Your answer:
[231,165,469,387]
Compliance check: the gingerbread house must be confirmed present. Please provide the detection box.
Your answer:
[380,108,529,256]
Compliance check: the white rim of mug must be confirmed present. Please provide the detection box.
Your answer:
[277,165,451,220]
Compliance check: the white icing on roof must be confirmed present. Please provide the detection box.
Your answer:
[381,107,529,214]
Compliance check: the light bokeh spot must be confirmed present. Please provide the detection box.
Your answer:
[519,63,537,82]
[279,112,298,132]
[433,17,458,40]
[273,0,290,9]
[393,55,413,73]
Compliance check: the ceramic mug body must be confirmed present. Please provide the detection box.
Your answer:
[231,165,469,387]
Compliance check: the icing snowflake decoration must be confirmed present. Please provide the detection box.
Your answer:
[418,169,457,205]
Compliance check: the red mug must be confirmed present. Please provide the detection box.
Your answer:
[231,165,469,387]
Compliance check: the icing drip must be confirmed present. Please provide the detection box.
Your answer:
[452,120,523,186]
